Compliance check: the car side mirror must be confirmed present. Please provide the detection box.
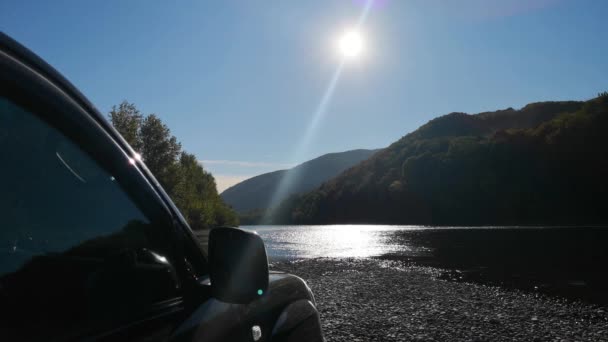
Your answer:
[208,227,269,304]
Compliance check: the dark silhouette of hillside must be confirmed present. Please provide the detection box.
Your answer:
[270,95,608,225]
[221,149,379,214]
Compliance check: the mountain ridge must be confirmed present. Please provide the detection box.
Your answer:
[266,97,608,226]
[221,148,380,213]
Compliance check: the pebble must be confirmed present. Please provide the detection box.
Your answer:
[273,258,608,342]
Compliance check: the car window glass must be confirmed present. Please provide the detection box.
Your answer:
[0,96,180,340]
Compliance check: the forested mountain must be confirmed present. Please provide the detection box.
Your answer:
[269,94,608,225]
[109,101,239,229]
[221,149,379,213]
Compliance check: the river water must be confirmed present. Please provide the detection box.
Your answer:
[242,225,428,260]
[242,225,608,306]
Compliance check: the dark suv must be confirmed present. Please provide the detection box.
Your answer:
[0,32,323,342]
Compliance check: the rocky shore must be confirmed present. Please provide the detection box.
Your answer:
[272,258,608,342]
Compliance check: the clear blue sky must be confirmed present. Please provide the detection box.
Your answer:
[2,0,607,191]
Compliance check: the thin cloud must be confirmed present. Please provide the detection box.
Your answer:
[214,175,253,193]
[200,160,295,169]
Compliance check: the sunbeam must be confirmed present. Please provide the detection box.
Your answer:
[263,0,375,222]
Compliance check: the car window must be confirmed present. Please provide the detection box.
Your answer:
[0,96,180,340]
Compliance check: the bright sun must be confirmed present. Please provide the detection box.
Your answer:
[338,31,364,58]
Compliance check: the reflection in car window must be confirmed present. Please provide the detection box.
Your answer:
[0,97,179,340]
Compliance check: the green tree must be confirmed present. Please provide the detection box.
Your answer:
[108,101,238,229]
[139,114,182,193]
[108,101,143,151]
[173,152,218,229]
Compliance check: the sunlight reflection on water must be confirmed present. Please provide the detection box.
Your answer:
[242,225,427,261]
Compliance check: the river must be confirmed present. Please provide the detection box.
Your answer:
[242,225,608,306]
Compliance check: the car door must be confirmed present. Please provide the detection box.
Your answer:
[0,33,322,342]
[0,39,210,341]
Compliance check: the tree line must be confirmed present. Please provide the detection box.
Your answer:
[109,101,238,229]
[263,94,608,226]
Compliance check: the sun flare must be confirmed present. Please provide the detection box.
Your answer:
[338,30,364,58]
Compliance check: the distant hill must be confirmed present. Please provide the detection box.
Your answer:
[220,149,380,213]
[270,96,608,226]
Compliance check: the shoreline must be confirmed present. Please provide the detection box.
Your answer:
[244,224,608,229]
[272,258,608,342]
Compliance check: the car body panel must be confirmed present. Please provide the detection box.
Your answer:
[172,273,317,342]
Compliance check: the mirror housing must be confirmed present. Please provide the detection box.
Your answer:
[208,227,269,304]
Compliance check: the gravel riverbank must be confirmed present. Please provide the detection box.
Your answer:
[272,258,608,342]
